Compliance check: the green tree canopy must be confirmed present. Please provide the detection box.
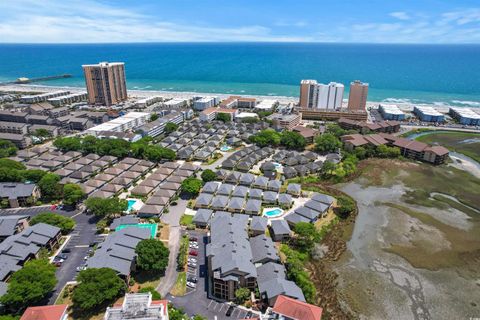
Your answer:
[84,197,128,217]
[293,222,320,251]
[20,169,47,183]
[63,183,85,207]
[81,135,99,154]
[138,286,162,300]
[249,129,281,147]
[200,169,216,183]
[0,158,26,170]
[0,139,18,158]
[0,259,57,313]
[144,145,176,162]
[0,168,23,183]
[135,239,170,273]
[180,177,203,197]
[38,173,62,200]
[34,128,52,138]
[30,212,76,234]
[216,113,231,122]
[164,122,179,134]
[235,287,250,303]
[53,136,82,152]
[280,131,307,150]
[72,268,125,311]
[168,304,189,320]
[150,113,159,121]
[337,195,356,218]
[314,133,341,153]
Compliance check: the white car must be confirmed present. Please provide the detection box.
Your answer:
[186,281,196,288]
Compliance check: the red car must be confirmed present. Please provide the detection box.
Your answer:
[189,250,198,256]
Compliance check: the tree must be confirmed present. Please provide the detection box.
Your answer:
[53,137,82,152]
[72,268,125,311]
[337,195,355,218]
[168,304,189,320]
[249,129,281,147]
[84,197,128,217]
[144,146,176,162]
[200,169,216,183]
[96,139,130,158]
[0,259,57,313]
[0,159,26,170]
[181,177,203,197]
[235,287,251,303]
[138,286,162,300]
[38,173,61,200]
[135,239,170,273]
[34,128,51,138]
[325,123,348,137]
[320,161,336,178]
[376,145,401,158]
[81,135,98,154]
[216,113,231,122]
[20,169,46,183]
[293,222,320,251]
[0,168,23,182]
[0,315,19,320]
[281,131,306,150]
[353,146,367,160]
[30,212,76,234]
[314,133,341,153]
[0,139,18,158]
[164,122,179,135]
[192,315,208,320]
[63,183,85,207]
[150,113,159,121]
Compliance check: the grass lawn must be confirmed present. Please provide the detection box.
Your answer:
[131,270,162,290]
[179,214,193,226]
[169,272,186,296]
[415,131,480,163]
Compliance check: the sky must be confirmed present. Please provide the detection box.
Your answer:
[0,0,479,44]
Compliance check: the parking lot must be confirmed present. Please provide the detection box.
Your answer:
[168,230,258,320]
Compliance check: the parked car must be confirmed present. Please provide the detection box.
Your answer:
[188,257,197,263]
[186,281,196,288]
[189,250,198,256]
[57,253,68,260]
[61,248,71,253]
[53,261,62,267]
[188,262,197,268]
[245,311,253,318]
[189,236,197,241]
[226,305,235,317]
[187,276,198,283]
[76,265,87,272]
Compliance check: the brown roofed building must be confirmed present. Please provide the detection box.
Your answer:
[82,62,127,107]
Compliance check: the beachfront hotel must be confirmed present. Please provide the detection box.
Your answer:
[82,62,127,107]
[348,80,369,111]
[299,80,344,110]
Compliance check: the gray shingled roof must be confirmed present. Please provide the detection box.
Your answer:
[232,185,249,198]
[193,209,213,224]
[228,197,245,211]
[244,199,262,214]
[253,176,269,188]
[211,195,229,209]
[0,215,29,237]
[305,200,329,213]
[278,193,293,205]
[285,212,311,225]
[239,173,255,185]
[250,216,268,232]
[0,183,37,199]
[270,220,291,236]
[109,215,140,229]
[202,181,221,194]
[312,193,335,206]
[263,191,278,203]
[248,188,263,199]
[286,183,301,195]
[217,183,235,195]
[195,193,213,207]
[250,234,279,264]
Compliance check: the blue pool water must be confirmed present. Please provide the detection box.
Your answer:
[220,145,232,152]
[126,199,138,212]
[272,162,282,168]
[264,208,284,218]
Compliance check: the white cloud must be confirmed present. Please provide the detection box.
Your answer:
[390,11,411,20]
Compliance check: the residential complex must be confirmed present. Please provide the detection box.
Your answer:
[199,107,238,122]
[193,96,218,110]
[449,107,480,126]
[220,96,257,109]
[0,183,41,208]
[338,117,400,134]
[82,62,128,106]
[267,112,302,130]
[347,80,369,111]
[20,91,71,104]
[413,106,444,123]
[48,92,87,106]
[104,293,169,320]
[86,112,149,136]
[378,104,406,121]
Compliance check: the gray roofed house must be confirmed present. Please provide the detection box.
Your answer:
[217,183,235,196]
[175,169,192,177]
[100,184,124,194]
[249,188,263,199]
[239,173,255,186]
[130,164,149,174]
[305,200,329,214]
[253,176,269,189]
[202,181,221,194]
[267,180,282,192]
[262,191,278,204]
[227,197,245,213]
[95,173,115,182]
[306,161,322,173]
[270,220,291,242]
[120,171,143,181]
[111,177,133,188]
[285,212,311,226]
[109,215,140,230]
[215,169,228,180]
[0,215,29,241]
[286,183,301,196]
[161,182,181,191]
[130,185,154,197]
[256,262,286,284]
[139,179,161,188]
[260,162,277,173]
[244,199,262,215]
[0,183,41,208]
[137,205,163,217]
[69,170,91,181]
[278,193,293,207]
[85,153,101,160]
[85,179,105,188]
[221,159,236,170]
[153,188,176,199]
[146,196,169,206]
[225,171,241,184]
[121,157,139,165]
[210,195,229,210]
[250,216,268,235]
[258,277,305,307]
[250,234,279,264]
[282,167,298,179]
[294,206,321,221]
[232,185,249,198]
[195,193,213,209]
[104,167,124,176]
[86,227,150,278]
[75,157,94,165]
[193,209,213,228]
[89,190,114,199]
[312,193,335,206]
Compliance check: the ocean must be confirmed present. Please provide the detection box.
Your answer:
[0,43,479,107]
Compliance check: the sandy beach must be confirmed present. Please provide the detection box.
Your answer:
[0,83,459,112]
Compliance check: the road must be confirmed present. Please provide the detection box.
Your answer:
[156,198,187,297]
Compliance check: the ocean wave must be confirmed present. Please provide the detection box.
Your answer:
[433,101,449,106]
[451,100,480,107]
[382,98,411,104]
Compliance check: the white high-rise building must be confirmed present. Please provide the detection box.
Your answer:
[299,80,344,110]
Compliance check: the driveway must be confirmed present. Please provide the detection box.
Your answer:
[156,198,187,297]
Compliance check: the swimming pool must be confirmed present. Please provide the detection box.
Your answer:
[272,162,282,168]
[126,198,143,212]
[263,208,284,218]
[220,145,232,152]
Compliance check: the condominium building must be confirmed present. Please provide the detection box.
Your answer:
[299,80,344,110]
[378,104,406,121]
[199,108,238,122]
[0,121,29,135]
[413,106,444,123]
[220,96,257,109]
[104,293,169,320]
[20,91,70,104]
[82,62,127,106]
[86,112,149,136]
[48,92,88,106]
[193,97,218,111]
[163,98,188,108]
[136,96,163,108]
[348,80,369,111]
[267,113,302,130]
[448,107,480,126]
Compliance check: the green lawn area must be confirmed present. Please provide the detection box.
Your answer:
[169,271,186,296]
[415,131,480,163]
[179,214,193,226]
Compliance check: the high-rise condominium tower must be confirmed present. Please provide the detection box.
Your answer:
[348,80,369,111]
[82,62,127,107]
[299,80,344,110]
